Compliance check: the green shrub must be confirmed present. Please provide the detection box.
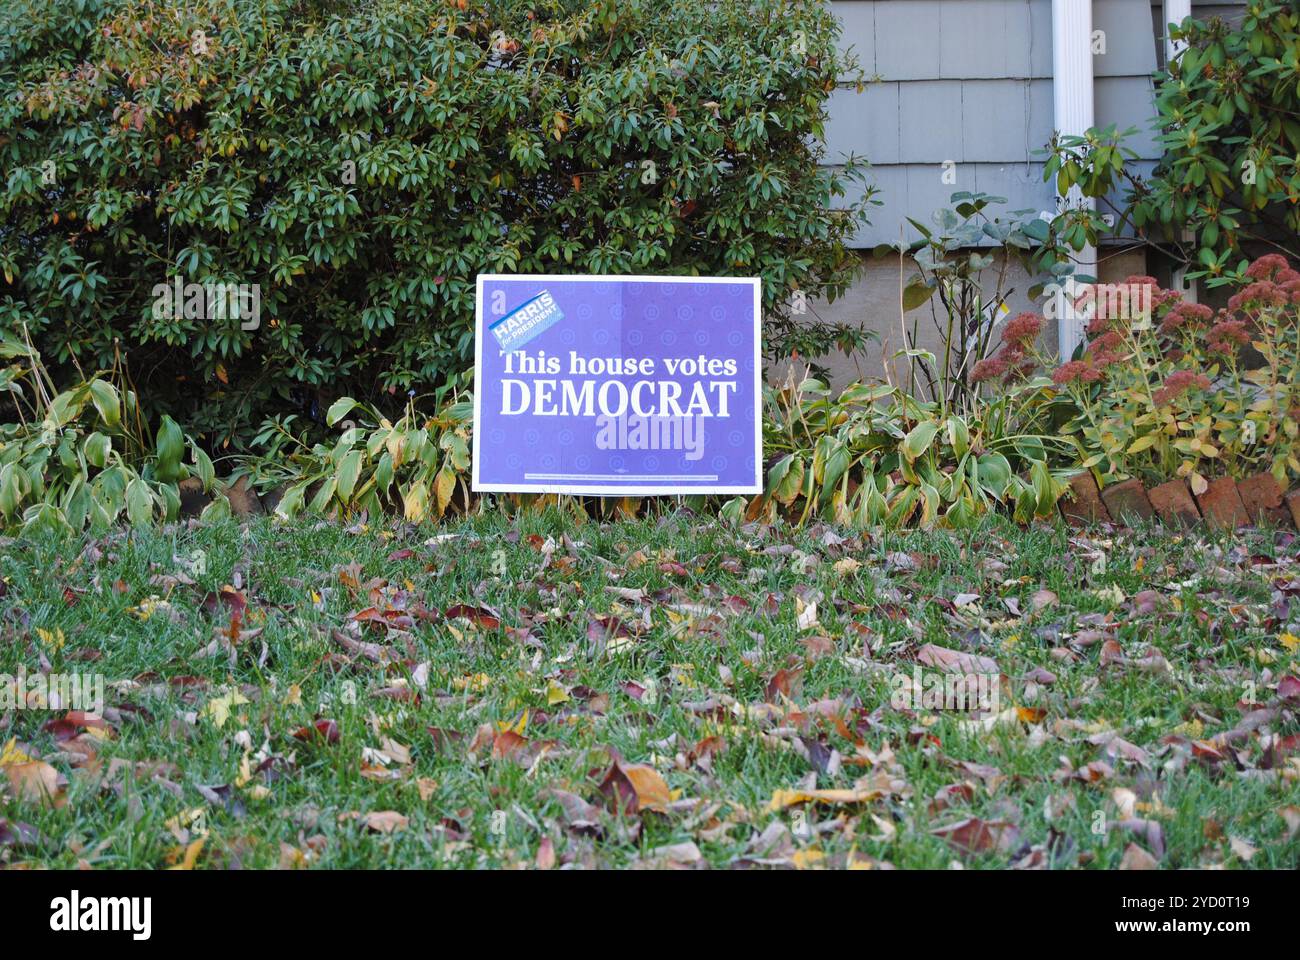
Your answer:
[0,0,871,448]
[1044,2,1300,286]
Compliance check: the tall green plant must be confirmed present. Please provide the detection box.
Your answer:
[884,192,1088,416]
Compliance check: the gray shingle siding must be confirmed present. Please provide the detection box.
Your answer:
[826,0,1178,247]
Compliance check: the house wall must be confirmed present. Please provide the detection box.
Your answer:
[824,0,1166,248]
[802,0,1245,384]
[782,246,1149,386]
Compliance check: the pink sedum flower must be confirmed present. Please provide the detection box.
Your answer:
[1153,369,1211,406]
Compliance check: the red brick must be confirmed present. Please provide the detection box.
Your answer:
[1099,478,1154,524]
[1195,476,1248,529]
[1147,479,1200,527]
[1236,472,1292,527]
[1287,489,1300,530]
[1061,472,1110,524]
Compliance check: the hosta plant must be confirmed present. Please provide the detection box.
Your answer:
[0,335,215,536]
[237,381,473,523]
[735,374,1071,529]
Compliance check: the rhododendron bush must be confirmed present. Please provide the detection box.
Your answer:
[1045,256,1300,490]
[0,0,870,449]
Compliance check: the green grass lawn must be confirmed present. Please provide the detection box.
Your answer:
[1,510,1298,869]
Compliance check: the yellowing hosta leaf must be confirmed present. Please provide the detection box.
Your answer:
[403,479,429,522]
[434,464,456,517]
[336,448,363,502]
[87,378,121,429]
[125,476,153,526]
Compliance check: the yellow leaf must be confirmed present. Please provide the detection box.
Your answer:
[164,807,207,842]
[357,810,408,834]
[621,764,672,813]
[497,710,529,736]
[5,760,64,807]
[167,837,206,870]
[1172,718,1204,738]
[130,596,171,621]
[452,673,490,693]
[0,738,35,766]
[235,753,254,787]
[202,690,250,729]
[792,848,826,870]
[546,680,570,706]
[768,784,885,811]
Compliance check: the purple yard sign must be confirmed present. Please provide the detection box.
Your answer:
[473,275,762,495]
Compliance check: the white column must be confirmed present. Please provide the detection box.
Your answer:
[1052,0,1096,359]
[1165,1,1196,302]
[1164,0,1192,63]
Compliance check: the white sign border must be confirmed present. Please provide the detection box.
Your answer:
[472,274,763,496]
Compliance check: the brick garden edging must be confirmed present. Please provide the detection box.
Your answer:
[184,469,1300,531]
[1063,471,1300,530]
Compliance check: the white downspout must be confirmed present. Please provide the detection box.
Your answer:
[1164,0,1192,63]
[1165,0,1198,303]
[1052,0,1096,360]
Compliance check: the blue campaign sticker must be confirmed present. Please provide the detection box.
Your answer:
[490,290,564,352]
